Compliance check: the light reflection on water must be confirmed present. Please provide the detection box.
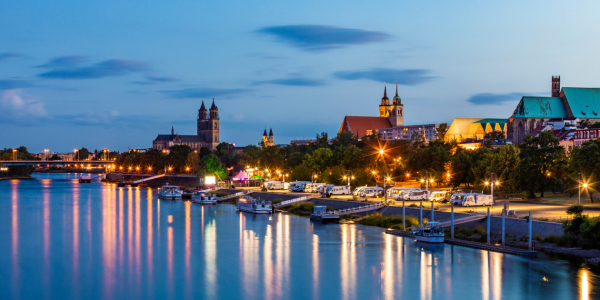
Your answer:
[0,173,598,299]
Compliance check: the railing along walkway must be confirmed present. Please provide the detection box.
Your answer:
[329,202,384,215]
[274,196,312,208]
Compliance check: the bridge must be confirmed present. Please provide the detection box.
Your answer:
[0,160,114,167]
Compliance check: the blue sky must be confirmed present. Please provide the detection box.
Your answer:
[2,0,600,152]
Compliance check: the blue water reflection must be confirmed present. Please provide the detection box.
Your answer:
[0,173,597,299]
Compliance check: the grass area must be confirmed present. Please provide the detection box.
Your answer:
[356,213,423,231]
[281,202,315,216]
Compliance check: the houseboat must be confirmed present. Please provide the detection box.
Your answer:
[192,191,217,204]
[158,184,183,200]
[413,221,445,243]
[236,196,272,214]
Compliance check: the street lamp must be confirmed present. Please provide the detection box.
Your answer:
[485,172,499,209]
[12,149,17,161]
[43,149,49,161]
[420,171,434,202]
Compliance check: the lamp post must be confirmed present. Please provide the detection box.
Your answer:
[420,171,434,202]
[74,149,79,161]
[13,149,17,161]
[343,171,354,187]
[484,172,499,207]
[579,173,582,206]
[44,149,49,161]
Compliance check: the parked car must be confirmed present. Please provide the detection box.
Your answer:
[405,190,431,201]
[459,194,493,207]
[324,185,352,197]
[430,191,449,202]
[359,187,384,198]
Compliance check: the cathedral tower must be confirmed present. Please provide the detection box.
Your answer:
[268,127,274,146]
[207,99,219,148]
[389,82,404,127]
[552,76,561,97]
[197,100,207,136]
[378,84,393,117]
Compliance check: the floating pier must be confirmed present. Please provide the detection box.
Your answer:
[385,229,537,257]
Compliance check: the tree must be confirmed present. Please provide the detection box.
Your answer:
[49,154,61,161]
[489,145,520,191]
[514,131,566,198]
[240,145,260,168]
[450,150,475,188]
[185,152,200,173]
[569,138,600,203]
[77,147,90,160]
[315,132,329,148]
[435,123,449,141]
[303,148,333,173]
[200,154,228,180]
[483,130,506,148]
[332,131,357,147]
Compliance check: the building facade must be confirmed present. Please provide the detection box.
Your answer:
[153,99,220,151]
[507,77,600,144]
[375,124,440,142]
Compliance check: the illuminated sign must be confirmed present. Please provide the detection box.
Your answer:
[205,175,216,185]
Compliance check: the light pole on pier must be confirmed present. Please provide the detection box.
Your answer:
[484,172,499,207]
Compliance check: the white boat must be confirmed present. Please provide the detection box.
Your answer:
[236,196,272,214]
[192,191,217,204]
[158,185,183,200]
[413,222,445,243]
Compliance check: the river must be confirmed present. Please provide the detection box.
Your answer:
[0,173,597,299]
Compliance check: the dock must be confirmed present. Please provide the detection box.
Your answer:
[385,230,537,257]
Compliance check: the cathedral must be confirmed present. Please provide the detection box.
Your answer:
[339,83,404,139]
[262,128,274,146]
[153,99,220,151]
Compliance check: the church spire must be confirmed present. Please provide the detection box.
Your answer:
[171,126,174,136]
[269,127,273,137]
[200,100,206,111]
[381,83,389,105]
[263,127,267,137]
[393,81,401,104]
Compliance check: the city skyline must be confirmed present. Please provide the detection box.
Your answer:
[2,0,600,152]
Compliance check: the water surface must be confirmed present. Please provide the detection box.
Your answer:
[0,173,597,299]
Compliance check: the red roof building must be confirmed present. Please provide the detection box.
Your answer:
[338,116,392,139]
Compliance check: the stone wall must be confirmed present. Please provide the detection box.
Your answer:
[106,173,202,187]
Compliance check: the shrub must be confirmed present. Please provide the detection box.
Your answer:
[340,214,358,220]
[285,202,314,215]
[543,235,558,243]
[567,205,584,216]
[455,227,473,237]
[557,234,580,248]
[533,234,541,241]
[474,225,485,235]
[271,199,283,205]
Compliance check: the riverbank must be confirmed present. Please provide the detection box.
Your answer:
[0,176,34,180]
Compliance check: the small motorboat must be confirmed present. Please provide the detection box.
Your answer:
[236,196,272,214]
[413,221,445,243]
[158,184,183,200]
[79,174,92,183]
[192,191,217,204]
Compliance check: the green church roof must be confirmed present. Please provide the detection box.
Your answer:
[472,118,507,125]
[562,88,600,118]
[509,96,567,119]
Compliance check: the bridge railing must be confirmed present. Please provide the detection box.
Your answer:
[274,195,311,208]
[328,202,384,215]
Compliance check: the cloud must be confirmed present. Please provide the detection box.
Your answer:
[36,55,87,68]
[130,75,179,85]
[467,92,544,105]
[0,52,22,62]
[0,89,46,120]
[0,79,36,90]
[254,77,326,86]
[38,59,148,79]
[257,25,390,51]
[162,87,250,99]
[147,75,178,82]
[333,68,434,85]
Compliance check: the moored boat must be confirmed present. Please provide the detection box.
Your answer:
[413,221,445,243]
[192,191,217,204]
[158,184,183,200]
[236,196,272,214]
